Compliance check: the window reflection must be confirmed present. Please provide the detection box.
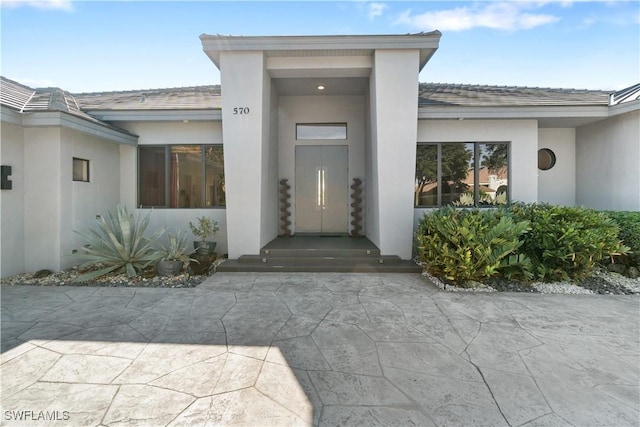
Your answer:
[171,145,202,208]
[479,143,509,206]
[138,145,225,208]
[139,146,166,207]
[414,142,509,207]
[442,143,474,206]
[414,145,438,207]
[205,146,225,207]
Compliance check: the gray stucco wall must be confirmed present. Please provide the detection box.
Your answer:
[1,119,25,277]
[576,111,640,211]
[538,128,576,206]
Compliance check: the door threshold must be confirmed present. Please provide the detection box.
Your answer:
[294,233,349,238]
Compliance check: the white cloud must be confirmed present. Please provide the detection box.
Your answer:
[2,0,74,11]
[395,2,561,32]
[368,2,387,20]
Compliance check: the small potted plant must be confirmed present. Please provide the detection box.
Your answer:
[189,216,219,256]
[156,230,195,276]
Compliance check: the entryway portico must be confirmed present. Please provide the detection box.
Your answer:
[200,33,441,260]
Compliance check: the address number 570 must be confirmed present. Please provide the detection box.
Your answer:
[233,107,250,115]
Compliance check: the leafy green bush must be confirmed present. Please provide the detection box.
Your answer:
[604,211,640,268]
[71,205,164,281]
[188,216,219,241]
[507,203,628,281]
[416,207,532,285]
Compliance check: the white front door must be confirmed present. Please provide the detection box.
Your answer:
[295,145,349,233]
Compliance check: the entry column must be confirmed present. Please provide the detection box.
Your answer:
[371,49,420,259]
[220,51,269,258]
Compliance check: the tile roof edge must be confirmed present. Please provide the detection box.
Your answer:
[0,76,36,92]
[73,84,221,96]
[1,77,75,99]
[418,82,611,93]
[6,76,610,96]
[82,107,222,111]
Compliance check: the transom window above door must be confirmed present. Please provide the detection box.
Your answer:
[296,123,347,140]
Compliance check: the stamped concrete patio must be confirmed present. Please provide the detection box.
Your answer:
[1,272,639,426]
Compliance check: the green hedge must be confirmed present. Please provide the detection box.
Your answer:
[507,203,627,281]
[415,207,532,285]
[603,211,640,268]
[416,203,629,285]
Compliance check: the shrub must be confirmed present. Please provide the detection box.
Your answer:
[507,203,628,281]
[604,211,640,268]
[71,205,164,281]
[188,216,219,241]
[416,207,532,285]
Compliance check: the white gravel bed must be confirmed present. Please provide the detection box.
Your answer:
[3,263,639,294]
[533,282,594,294]
[597,270,640,294]
[421,266,640,295]
[422,271,497,292]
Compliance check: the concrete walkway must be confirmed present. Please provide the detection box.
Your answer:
[1,273,639,426]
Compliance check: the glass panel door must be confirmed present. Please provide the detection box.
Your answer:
[295,145,348,233]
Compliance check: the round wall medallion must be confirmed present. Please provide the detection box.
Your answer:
[538,148,557,170]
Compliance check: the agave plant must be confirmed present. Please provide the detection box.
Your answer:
[157,229,196,264]
[71,204,164,281]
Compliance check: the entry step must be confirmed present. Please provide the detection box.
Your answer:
[239,255,402,265]
[218,235,421,273]
[261,248,381,257]
[217,259,421,273]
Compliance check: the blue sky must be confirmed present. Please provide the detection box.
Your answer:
[1,0,638,92]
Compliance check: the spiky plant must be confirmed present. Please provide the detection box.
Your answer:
[71,204,164,281]
[157,229,196,264]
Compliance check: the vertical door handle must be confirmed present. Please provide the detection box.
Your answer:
[321,168,326,209]
[317,168,327,209]
[317,169,322,208]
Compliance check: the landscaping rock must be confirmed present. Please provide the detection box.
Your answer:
[33,269,53,278]
[627,266,639,279]
[486,278,538,293]
[577,274,634,295]
[422,265,639,295]
[606,263,627,275]
[0,267,211,289]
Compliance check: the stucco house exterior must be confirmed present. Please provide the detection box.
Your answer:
[1,32,638,277]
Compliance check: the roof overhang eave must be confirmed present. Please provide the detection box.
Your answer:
[21,110,138,145]
[200,33,441,71]
[609,99,640,116]
[87,109,222,122]
[1,105,23,125]
[419,48,439,71]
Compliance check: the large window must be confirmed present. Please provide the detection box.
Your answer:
[415,142,509,207]
[138,145,225,208]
